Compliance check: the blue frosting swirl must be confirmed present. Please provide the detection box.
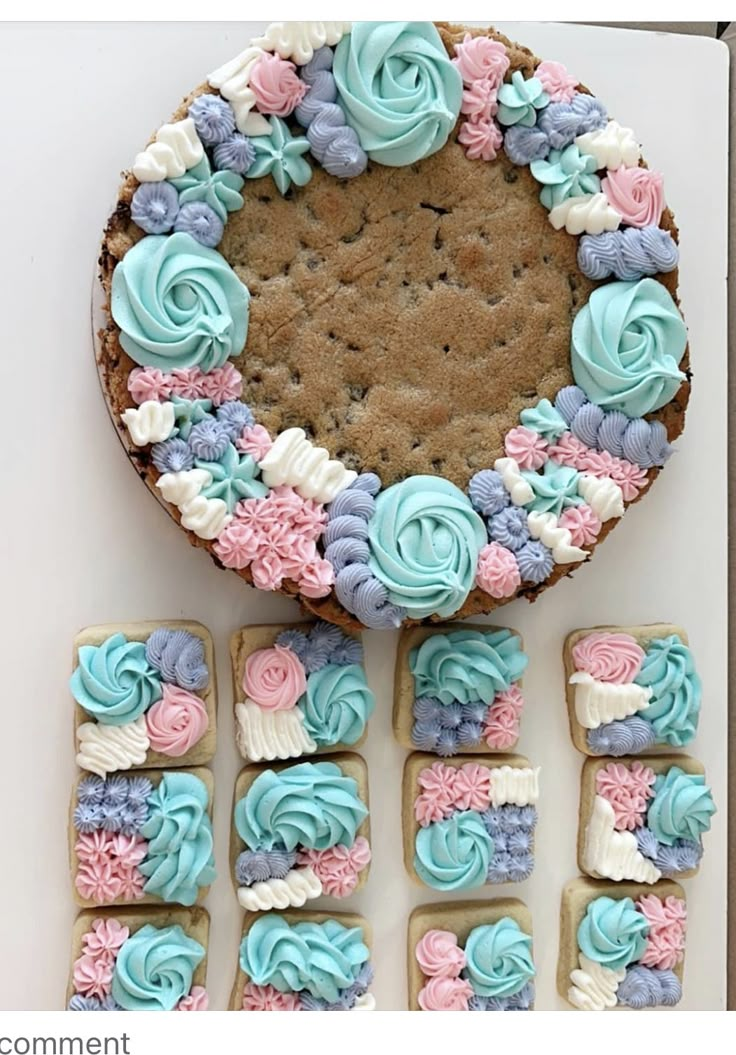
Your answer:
[151,437,194,473]
[299,663,375,746]
[295,47,368,178]
[144,628,209,691]
[111,923,205,1011]
[139,772,216,905]
[468,469,510,517]
[235,849,297,885]
[586,716,657,755]
[188,94,235,146]
[71,633,161,726]
[515,540,553,584]
[414,811,494,891]
[616,966,682,1008]
[174,202,224,248]
[536,93,607,149]
[503,125,550,165]
[578,227,680,282]
[131,182,180,235]
[635,635,701,746]
[463,919,536,998]
[554,385,673,468]
[213,133,256,175]
[488,506,530,551]
[410,628,527,705]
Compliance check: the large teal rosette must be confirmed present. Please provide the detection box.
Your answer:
[240,914,369,1002]
[577,896,649,972]
[410,629,528,706]
[70,633,161,726]
[111,231,250,371]
[300,663,375,746]
[414,811,493,891]
[463,919,536,998]
[139,772,216,905]
[111,924,205,1011]
[571,278,687,418]
[333,21,462,167]
[647,767,715,846]
[368,475,486,620]
[234,761,367,852]
[635,635,701,747]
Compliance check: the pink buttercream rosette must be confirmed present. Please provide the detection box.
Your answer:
[483,685,524,749]
[242,983,302,1011]
[452,763,492,812]
[637,895,687,970]
[297,836,371,898]
[602,167,665,229]
[596,761,655,830]
[73,918,130,998]
[250,52,307,117]
[418,976,474,1011]
[145,683,209,757]
[415,930,466,979]
[415,762,458,826]
[534,60,577,103]
[504,426,548,470]
[572,631,645,684]
[177,986,209,1010]
[547,433,648,500]
[75,832,147,904]
[243,644,307,711]
[475,542,521,599]
[452,33,509,89]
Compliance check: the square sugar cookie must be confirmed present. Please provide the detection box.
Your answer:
[402,753,539,891]
[230,910,374,1011]
[70,767,215,909]
[394,623,528,755]
[72,621,217,777]
[408,899,535,1011]
[563,624,701,756]
[558,877,687,1010]
[230,752,371,910]
[230,622,372,763]
[67,906,210,1011]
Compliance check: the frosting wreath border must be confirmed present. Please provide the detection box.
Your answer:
[97,20,690,629]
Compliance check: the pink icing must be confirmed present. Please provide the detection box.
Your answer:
[212,521,261,569]
[558,505,601,547]
[460,80,498,121]
[107,834,148,869]
[494,685,525,717]
[242,983,302,1011]
[75,860,123,904]
[243,644,307,711]
[452,33,509,89]
[483,687,525,749]
[414,792,451,827]
[637,895,687,970]
[250,552,286,591]
[596,761,655,831]
[114,864,146,902]
[72,954,113,999]
[168,367,205,400]
[534,60,577,103]
[547,431,589,467]
[415,762,458,827]
[475,541,521,599]
[127,367,171,405]
[602,167,665,228]
[452,763,492,812]
[415,930,466,979]
[82,918,129,962]
[250,52,307,117]
[458,117,503,162]
[418,976,474,1011]
[177,986,209,1010]
[237,424,273,461]
[298,557,335,598]
[75,830,114,866]
[578,446,617,478]
[145,683,209,757]
[572,631,646,684]
[504,426,549,470]
[199,363,243,406]
[298,836,371,898]
[608,458,649,501]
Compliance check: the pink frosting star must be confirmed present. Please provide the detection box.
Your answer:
[482,687,525,750]
[250,52,307,117]
[458,117,503,161]
[637,895,687,970]
[452,33,509,90]
[460,79,499,121]
[75,830,115,866]
[578,446,617,478]
[242,983,302,1011]
[213,520,261,569]
[237,424,273,461]
[415,930,466,979]
[177,986,209,1010]
[452,763,492,812]
[127,367,172,404]
[168,367,205,400]
[72,954,113,999]
[608,457,649,501]
[504,426,549,470]
[547,431,589,467]
[596,761,655,830]
[415,762,458,826]
[298,557,335,598]
[558,505,601,547]
[199,364,243,406]
[108,833,148,869]
[113,863,146,902]
[75,860,123,904]
[250,552,286,591]
[418,976,474,1011]
[82,918,130,963]
[475,542,521,599]
[534,60,578,103]
[298,837,372,898]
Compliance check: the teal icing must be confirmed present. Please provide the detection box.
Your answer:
[139,773,216,906]
[410,629,528,706]
[234,760,368,852]
[367,475,486,620]
[635,635,701,747]
[497,71,549,127]
[111,924,205,1011]
[332,21,462,166]
[299,663,375,747]
[246,117,311,195]
[530,145,600,209]
[70,633,161,726]
[571,278,688,418]
[195,445,268,511]
[170,156,244,223]
[171,396,213,440]
[519,398,568,441]
[414,811,493,891]
[521,459,583,516]
[577,896,649,973]
[239,914,369,1002]
[111,232,250,372]
[647,766,716,846]
[463,919,536,998]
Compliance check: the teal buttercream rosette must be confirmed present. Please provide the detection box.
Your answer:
[647,766,715,846]
[299,663,375,746]
[139,772,216,905]
[577,896,649,973]
[111,923,205,1011]
[463,919,536,998]
[71,633,162,726]
[414,811,493,891]
[635,635,701,747]
[410,629,528,706]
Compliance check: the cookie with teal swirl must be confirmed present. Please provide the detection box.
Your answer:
[463,919,536,998]
[299,663,375,746]
[139,773,216,905]
[234,760,367,852]
[111,923,205,1011]
[414,811,493,891]
[70,632,162,726]
[635,635,701,747]
[577,896,649,972]
[410,629,528,706]
[647,766,715,846]
[170,155,244,223]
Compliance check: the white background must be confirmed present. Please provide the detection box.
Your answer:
[0,21,728,1011]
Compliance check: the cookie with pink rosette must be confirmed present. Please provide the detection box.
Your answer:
[572,631,645,684]
[243,644,307,711]
[415,930,466,979]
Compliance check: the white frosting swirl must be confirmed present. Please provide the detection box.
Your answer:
[575,120,641,171]
[132,119,204,182]
[179,495,231,539]
[568,955,625,1011]
[549,193,621,235]
[251,21,352,64]
[258,427,357,503]
[351,993,376,1011]
[577,474,625,521]
[235,700,317,762]
[570,671,651,729]
[156,468,212,507]
[236,866,322,910]
[489,766,540,807]
[584,795,661,884]
[207,47,270,135]
[122,401,175,445]
[493,457,534,506]
[76,716,150,778]
[527,511,587,564]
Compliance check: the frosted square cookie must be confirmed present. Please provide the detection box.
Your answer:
[402,753,539,890]
[71,621,216,777]
[563,624,701,755]
[231,621,373,762]
[394,624,529,754]
[408,900,535,1011]
[230,753,370,911]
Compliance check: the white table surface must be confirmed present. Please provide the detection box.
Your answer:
[0,21,728,1011]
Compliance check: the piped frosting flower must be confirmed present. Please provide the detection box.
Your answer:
[72,954,113,999]
[237,424,273,461]
[504,426,549,470]
[452,34,509,90]
[572,632,645,684]
[250,52,308,117]
[415,762,458,826]
[242,983,302,1011]
[415,930,466,979]
[453,763,492,812]
[128,368,172,404]
[601,167,665,228]
[177,986,209,1010]
[558,505,601,547]
[418,975,474,1011]
[637,895,687,970]
[199,364,243,406]
[534,61,577,103]
[243,645,307,711]
[475,542,521,599]
[596,761,656,830]
[145,683,209,757]
[82,918,130,963]
[458,117,503,161]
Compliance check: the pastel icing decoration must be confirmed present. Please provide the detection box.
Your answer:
[122,401,176,445]
[170,156,244,224]
[243,646,307,711]
[601,166,665,229]
[451,33,509,89]
[530,145,600,209]
[414,811,494,891]
[251,21,352,65]
[572,632,645,685]
[567,954,624,1011]
[133,119,204,182]
[646,767,715,846]
[578,227,679,282]
[463,919,535,998]
[235,700,317,762]
[410,629,527,706]
[548,192,621,235]
[301,663,375,746]
[415,930,466,979]
[76,717,150,778]
[637,894,687,970]
[139,772,216,905]
[418,976,473,1010]
[534,60,577,103]
[575,119,640,170]
[246,117,312,194]
[71,634,162,727]
[294,47,368,178]
[635,635,701,747]
[577,896,649,972]
[188,93,236,146]
[249,52,307,117]
[145,684,209,757]
[497,71,548,127]
[257,427,357,502]
[111,924,205,1011]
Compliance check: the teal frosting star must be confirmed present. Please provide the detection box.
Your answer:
[195,444,268,510]
[530,145,600,210]
[246,117,312,195]
[520,398,568,441]
[170,157,244,223]
[171,396,213,440]
[497,71,549,128]
[522,459,583,516]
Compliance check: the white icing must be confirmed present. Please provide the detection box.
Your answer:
[584,796,661,884]
[575,121,641,172]
[351,993,376,1011]
[493,457,534,506]
[179,494,231,539]
[489,766,540,807]
[258,427,357,503]
[132,119,204,182]
[568,955,625,1011]
[156,468,212,507]
[236,867,322,910]
[577,474,625,521]
[235,700,317,762]
[527,511,588,564]
[251,21,352,64]
[76,717,150,779]
[122,401,176,445]
[570,670,651,729]
[207,46,265,134]
[548,193,621,235]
